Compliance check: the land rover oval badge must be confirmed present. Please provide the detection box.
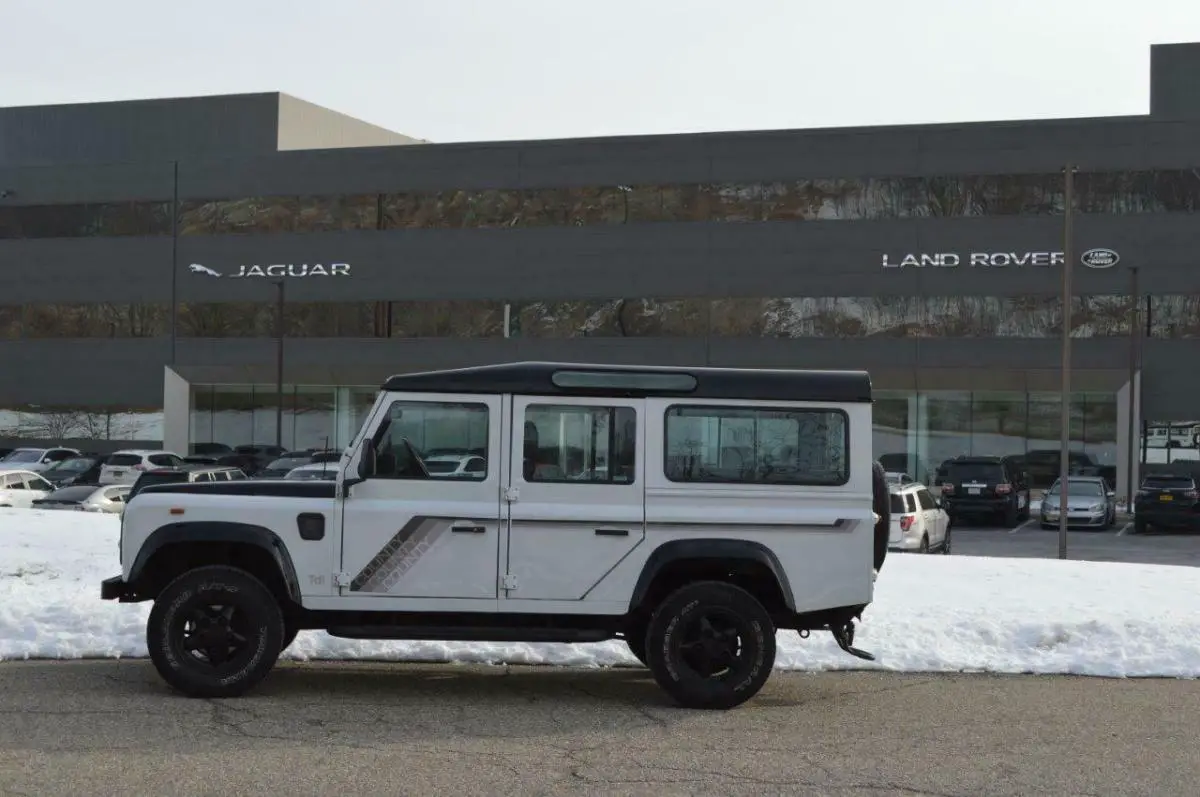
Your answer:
[1081,248,1119,269]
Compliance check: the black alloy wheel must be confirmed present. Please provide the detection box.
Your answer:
[644,581,776,710]
[146,565,284,698]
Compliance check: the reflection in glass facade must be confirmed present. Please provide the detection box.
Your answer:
[873,391,1118,490]
[0,296,1142,339]
[190,384,378,453]
[0,404,164,443]
[159,169,1200,236]
[0,201,172,239]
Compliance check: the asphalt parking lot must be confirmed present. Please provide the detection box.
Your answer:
[949,516,1200,567]
[2,660,1199,796]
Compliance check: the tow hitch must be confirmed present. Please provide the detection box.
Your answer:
[829,621,876,662]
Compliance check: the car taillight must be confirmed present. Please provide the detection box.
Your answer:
[941,484,954,494]
[995,483,1012,495]
[133,464,147,471]
[1136,489,1149,498]
[899,515,914,531]
[1186,490,1198,500]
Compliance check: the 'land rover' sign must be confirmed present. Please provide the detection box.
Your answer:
[1080,248,1119,269]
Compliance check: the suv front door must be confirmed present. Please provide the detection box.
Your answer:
[504,396,645,602]
[340,393,503,601]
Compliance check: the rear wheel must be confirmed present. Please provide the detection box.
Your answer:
[1133,518,1147,535]
[1003,502,1019,528]
[146,565,284,698]
[941,528,952,554]
[644,581,775,710]
[919,534,930,554]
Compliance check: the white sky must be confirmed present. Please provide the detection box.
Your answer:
[6,0,1200,143]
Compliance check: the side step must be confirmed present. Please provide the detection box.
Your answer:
[326,625,613,644]
[829,623,876,662]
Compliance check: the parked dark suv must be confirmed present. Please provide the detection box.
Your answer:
[939,455,1032,527]
[1133,473,1200,534]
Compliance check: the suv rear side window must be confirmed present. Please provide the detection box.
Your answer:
[664,405,849,486]
[108,454,144,467]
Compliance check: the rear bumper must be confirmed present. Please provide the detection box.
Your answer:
[945,497,1008,515]
[101,576,131,601]
[1134,510,1200,529]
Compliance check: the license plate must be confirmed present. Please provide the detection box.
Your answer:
[1161,494,1173,502]
[111,470,123,477]
[968,487,981,495]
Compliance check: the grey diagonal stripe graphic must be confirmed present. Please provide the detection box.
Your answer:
[350,516,452,592]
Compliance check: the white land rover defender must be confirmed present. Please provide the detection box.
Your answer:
[102,362,888,710]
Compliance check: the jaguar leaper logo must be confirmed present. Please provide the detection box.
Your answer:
[188,262,351,278]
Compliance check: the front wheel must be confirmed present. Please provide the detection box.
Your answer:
[644,581,776,710]
[146,565,285,698]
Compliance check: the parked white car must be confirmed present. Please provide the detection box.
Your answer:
[423,453,487,478]
[0,469,56,508]
[0,447,80,474]
[32,484,131,513]
[99,450,187,485]
[888,482,951,554]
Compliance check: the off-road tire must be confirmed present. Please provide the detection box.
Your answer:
[644,581,775,711]
[146,565,285,698]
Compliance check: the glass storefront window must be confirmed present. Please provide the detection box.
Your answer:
[871,390,1116,491]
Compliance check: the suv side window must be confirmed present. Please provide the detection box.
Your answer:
[664,405,849,486]
[916,489,936,510]
[147,454,175,467]
[523,404,636,484]
[5,474,25,489]
[371,401,489,481]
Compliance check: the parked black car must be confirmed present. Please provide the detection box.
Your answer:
[40,455,107,487]
[939,455,1032,527]
[1133,473,1200,534]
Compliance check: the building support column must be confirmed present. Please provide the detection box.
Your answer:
[1116,371,1142,505]
[163,366,192,455]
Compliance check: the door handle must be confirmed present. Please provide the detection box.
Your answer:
[451,523,487,534]
[594,527,629,537]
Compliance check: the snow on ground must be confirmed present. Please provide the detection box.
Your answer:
[3,508,1200,677]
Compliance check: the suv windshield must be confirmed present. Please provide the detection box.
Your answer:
[946,462,1004,482]
[48,457,93,472]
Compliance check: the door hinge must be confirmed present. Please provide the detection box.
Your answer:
[501,573,518,591]
[503,486,520,503]
[334,572,352,587]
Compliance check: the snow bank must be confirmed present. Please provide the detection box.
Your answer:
[2,508,1198,677]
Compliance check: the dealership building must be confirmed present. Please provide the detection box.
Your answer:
[4,41,1200,494]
